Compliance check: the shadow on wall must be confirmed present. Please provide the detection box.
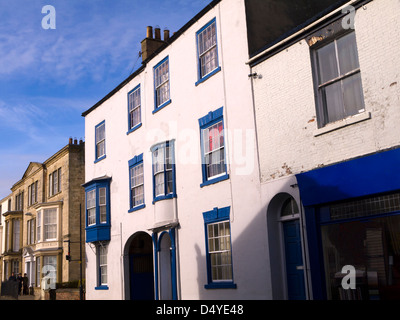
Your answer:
[191,176,353,300]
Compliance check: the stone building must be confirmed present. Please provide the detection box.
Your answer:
[0,138,85,298]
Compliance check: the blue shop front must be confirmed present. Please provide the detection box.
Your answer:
[296,147,400,300]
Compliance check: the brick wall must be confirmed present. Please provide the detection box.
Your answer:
[252,0,400,183]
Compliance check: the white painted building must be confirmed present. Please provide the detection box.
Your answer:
[249,0,400,300]
[82,0,265,300]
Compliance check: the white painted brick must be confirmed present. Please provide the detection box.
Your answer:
[253,0,400,182]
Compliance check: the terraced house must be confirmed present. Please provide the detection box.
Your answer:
[82,0,399,300]
[0,138,85,299]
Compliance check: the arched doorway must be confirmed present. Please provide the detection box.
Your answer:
[125,232,154,300]
[267,193,306,300]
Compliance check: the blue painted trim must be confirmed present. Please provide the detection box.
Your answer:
[126,123,142,135]
[198,107,224,128]
[195,67,221,86]
[202,207,236,289]
[152,193,177,204]
[127,84,141,132]
[152,233,159,300]
[196,18,220,83]
[152,99,172,114]
[203,206,230,223]
[84,178,111,243]
[128,153,144,167]
[95,120,106,162]
[169,228,178,300]
[296,147,400,207]
[205,283,237,289]
[128,204,146,213]
[95,285,109,290]
[200,173,229,188]
[94,155,106,164]
[153,56,171,112]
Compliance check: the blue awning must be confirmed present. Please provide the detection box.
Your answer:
[296,148,400,207]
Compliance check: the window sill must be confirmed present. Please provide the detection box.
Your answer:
[205,282,237,289]
[152,193,177,204]
[126,123,142,135]
[94,155,106,164]
[95,285,109,290]
[195,67,221,86]
[153,99,172,114]
[314,111,371,137]
[128,204,146,213]
[200,174,229,188]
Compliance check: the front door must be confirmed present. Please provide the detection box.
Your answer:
[283,219,306,300]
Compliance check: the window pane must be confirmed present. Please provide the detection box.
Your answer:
[96,124,105,143]
[166,170,173,194]
[343,73,364,116]
[155,172,165,196]
[100,206,107,224]
[337,32,360,75]
[317,41,339,84]
[322,81,345,123]
[99,188,106,206]
[97,141,105,158]
[88,208,96,225]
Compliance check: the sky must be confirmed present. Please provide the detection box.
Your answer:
[0,0,213,200]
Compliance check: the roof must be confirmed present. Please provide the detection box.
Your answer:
[81,0,221,118]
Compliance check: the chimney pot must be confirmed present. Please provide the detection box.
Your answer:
[69,137,73,144]
[74,138,78,145]
[146,26,153,39]
[154,27,161,40]
[164,28,170,41]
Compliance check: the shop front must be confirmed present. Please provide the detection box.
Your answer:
[296,147,400,300]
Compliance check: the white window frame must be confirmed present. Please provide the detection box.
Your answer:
[128,86,141,130]
[154,57,170,109]
[197,19,219,80]
[87,189,96,226]
[202,120,226,180]
[206,220,233,283]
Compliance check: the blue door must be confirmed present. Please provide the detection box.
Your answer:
[283,219,306,300]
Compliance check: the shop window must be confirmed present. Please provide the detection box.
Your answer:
[321,195,400,300]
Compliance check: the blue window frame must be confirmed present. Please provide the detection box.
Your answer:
[127,85,142,135]
[153,56,171,114]
[83,177,111,243]
[198,107,229,187]
[151,140,177,203]
[128,154,145,212]
[195,18,221,86]
[203,206,236,289]
[95,120,106,163]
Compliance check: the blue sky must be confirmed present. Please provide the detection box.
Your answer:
[0,0,212,200]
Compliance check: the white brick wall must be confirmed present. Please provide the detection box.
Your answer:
[252,0,400,183]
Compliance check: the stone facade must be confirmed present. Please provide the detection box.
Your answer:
[0,139,85,299]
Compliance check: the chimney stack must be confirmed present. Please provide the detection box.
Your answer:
[141,25,170,62]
